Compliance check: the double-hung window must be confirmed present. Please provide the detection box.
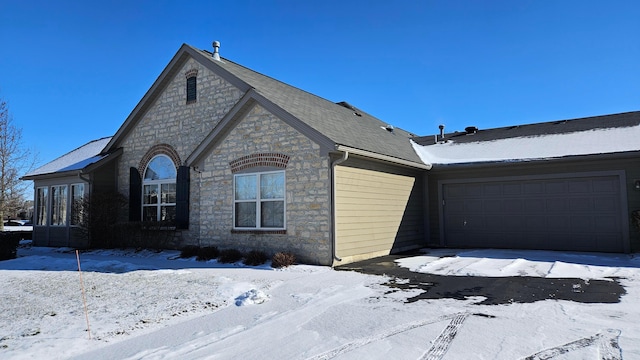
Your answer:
[142,155,177,222]
[234,170,285,229]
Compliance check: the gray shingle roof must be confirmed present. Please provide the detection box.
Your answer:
[196,48,422,165]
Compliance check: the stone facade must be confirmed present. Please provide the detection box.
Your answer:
[116,57,243,238]
[116,56,332,265]
[196,104,332,265]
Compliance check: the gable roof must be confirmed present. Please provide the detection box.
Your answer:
[104,44,426,169]
[411,111,640,167]
[21,137,119,180]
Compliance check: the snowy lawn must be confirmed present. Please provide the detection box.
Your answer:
[1,244,639,360]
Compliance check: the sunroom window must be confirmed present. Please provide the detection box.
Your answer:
[70,183,85,226]
[36,187,48,226]
[50,185,68,226]
[142,155,177,222]
[234,170,285,229]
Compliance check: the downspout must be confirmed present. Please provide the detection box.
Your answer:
[331,150,348,264]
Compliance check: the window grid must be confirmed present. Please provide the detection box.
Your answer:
[142,155,177,222]
[234,170,285,230]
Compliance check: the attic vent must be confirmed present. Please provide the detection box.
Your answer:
[336,101,356,111]
[212,41,221,61]
[385,124,394,132]
[465,126,478,134]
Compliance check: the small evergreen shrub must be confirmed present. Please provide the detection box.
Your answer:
[0,232,20,261]
[196,246,219,261]
[179,245,200,259]
[218,249,244,263]
[271,252,296,268]
[243,250,269,266]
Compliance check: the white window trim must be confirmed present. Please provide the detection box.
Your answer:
[36,186,48,226]
[50,185,68,227]
[142,155,177,222]
[233,170,286,230]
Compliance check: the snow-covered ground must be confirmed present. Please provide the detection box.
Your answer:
[1,243,639,360]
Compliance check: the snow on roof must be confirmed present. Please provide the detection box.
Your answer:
[24,137,112,177]
[411,124,640,166]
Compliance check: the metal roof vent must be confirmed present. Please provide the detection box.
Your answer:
[385,124,394,132]
[465,126,478,134]
[212,41,221,61]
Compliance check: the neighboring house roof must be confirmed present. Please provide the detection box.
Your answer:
[21,137,118,180]
[104,44,427,169]
[411,111,640,167]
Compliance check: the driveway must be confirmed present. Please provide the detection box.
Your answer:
[336,251,626,305]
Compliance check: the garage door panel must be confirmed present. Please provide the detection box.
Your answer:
[569,198,592,212]
[546,198,569,212]
[546,181,568,194]
[593,178,618,192]
[568,179,591,193]
[547,216,571,231]
[594,197,618,211]
[442,174,624,253]
[504,199,523,212]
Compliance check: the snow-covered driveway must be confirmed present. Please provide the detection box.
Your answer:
[1,245,639,359]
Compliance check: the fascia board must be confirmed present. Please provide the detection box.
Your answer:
[335,145,431,170]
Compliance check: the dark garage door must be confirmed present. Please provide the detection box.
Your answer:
[442,174,625,252]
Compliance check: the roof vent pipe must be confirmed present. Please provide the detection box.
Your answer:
[438,124,445,141]
[212,41,221,61]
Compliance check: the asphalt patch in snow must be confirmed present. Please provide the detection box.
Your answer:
[337,255,626,305]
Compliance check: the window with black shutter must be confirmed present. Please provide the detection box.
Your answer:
[186,76,197,104]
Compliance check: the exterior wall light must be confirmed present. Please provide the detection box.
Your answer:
[635,179,640,190]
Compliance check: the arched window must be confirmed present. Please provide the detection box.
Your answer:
[142,155,177,222]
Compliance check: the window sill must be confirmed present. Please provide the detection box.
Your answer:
[231,229,286,235]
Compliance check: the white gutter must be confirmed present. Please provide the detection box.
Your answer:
[335,145,431,170]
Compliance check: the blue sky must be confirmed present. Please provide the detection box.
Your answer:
[1,1,638,168]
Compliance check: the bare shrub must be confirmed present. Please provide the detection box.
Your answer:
[196,246,219,261]
[218,248,243,263]
[180,245,199,259]
[271,252,296,268]
[243,250,268,266]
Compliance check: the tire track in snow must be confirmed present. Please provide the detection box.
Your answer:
[521,329,622,360]
[420,312,468,360]
[598,329,622,360]
[305,312,469,360]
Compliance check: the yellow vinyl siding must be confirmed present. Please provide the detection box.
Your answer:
[335,165,420,258]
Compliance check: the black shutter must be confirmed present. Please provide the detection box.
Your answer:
[129,167,141,222]
[175,165,190,229]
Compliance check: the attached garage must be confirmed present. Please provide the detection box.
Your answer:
[334,160,425,263]
[439,171,630,253]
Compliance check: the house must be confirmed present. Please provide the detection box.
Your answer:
[22,42,428,265]
[412,111,640,253]
[22,42,640,265]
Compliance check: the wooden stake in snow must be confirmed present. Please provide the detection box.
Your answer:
[76,250,92,340]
